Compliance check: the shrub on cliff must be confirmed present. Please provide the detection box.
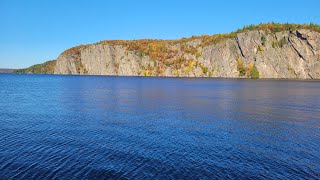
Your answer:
[237,60,259,79]
[272,37,288,48]
[237,58,246,76]
[251,65,260,79]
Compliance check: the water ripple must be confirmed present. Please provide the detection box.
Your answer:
[0,75,320,179]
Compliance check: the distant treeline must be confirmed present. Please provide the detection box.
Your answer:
[0,68,15,73]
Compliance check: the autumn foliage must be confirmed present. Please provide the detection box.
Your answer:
[15,60,57,74]
[51,23,320,76]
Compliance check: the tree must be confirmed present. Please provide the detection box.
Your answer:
[251,65,260,79]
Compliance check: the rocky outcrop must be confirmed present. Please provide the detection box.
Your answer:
[54,44,149,76]
[53,28,320,79]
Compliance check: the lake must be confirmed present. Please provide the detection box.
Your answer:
[0,74,319,179]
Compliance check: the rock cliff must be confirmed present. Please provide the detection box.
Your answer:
[19,24,320,79]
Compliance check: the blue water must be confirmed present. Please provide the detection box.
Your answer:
[0,74,319,179]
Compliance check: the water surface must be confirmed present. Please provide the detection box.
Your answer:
[0,74,319,179]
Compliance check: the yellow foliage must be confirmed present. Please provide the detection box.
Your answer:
[183,60,196,73]
[246,62,254,77]
[248,62,254,69]
[200,64,208,74]
[174,69,179,77]
[195,51,202,58]
[145,70,149,76]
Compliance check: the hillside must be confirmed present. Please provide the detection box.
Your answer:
[14,60,56,74]
[16,23,320,79]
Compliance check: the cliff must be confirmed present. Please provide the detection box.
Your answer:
[19,23,320,79]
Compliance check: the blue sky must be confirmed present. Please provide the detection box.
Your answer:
[1,0,320,68]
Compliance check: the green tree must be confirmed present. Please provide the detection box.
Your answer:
[251,65,260,79]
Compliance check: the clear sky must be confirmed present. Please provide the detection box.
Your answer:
[1,0,320,69]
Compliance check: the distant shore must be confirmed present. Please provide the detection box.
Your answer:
[0,68,15,73]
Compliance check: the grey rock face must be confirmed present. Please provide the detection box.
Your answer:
[55,30,320,79]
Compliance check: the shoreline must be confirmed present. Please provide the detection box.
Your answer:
[7,73,320,81]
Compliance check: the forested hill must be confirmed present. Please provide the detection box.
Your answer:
[14,60,56,74]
